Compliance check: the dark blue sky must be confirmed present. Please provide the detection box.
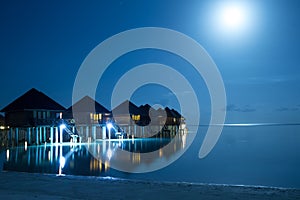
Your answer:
[1,0,299,123]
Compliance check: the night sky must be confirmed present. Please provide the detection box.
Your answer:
[0,0,299,124]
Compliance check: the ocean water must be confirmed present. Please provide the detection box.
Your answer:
[1,124,300,189]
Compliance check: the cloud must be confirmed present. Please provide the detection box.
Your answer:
[226,104,256,112]
[226,75,300,85]
[275,106,300,112]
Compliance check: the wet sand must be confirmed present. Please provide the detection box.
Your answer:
[0,171,299,200]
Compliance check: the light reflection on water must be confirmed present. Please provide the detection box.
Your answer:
[3,132,188,176]
[2,124,300,188]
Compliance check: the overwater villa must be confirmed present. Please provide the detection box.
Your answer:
[0,88,184,147]
[62,96,114,141]
[0,88,65,146]
[0,114,4,129]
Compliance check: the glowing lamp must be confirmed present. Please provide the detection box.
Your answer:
[106,123,113,130]
[60,124,66,130]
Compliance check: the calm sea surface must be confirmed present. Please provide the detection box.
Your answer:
[1,124,300,188]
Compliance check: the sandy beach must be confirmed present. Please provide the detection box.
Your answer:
[0,171,299,200]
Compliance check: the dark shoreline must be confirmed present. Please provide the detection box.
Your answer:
[0,171,299,200]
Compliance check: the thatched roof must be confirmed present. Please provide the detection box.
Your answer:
[1,88,65,112]
[65,96,110,113]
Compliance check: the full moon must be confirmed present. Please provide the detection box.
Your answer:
[221,4,246,30]
[208,1,255,37]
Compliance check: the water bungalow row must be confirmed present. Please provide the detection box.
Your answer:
[0,88,185,147]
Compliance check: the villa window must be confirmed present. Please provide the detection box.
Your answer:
[38,111,42,119]
[56,113,60,118]
[33,111,37,119]
[132,115,140,121]
[90,113,103,121]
